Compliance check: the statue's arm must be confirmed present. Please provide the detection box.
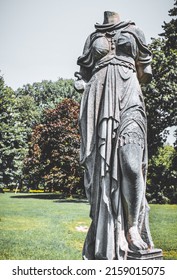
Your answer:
[74,34,93,92]
[135,27,152,84]
[74,71,86,93]
[136,62,152,84]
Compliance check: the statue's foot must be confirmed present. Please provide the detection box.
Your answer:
[148,240,155,250]
[127,226,148,251]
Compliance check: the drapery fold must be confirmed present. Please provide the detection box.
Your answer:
[78,21,153,260]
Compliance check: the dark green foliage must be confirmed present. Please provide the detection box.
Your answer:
[141,1,177,203]
[143,39,177,158]
[143,0,177,158]
[0,77,25,188]
[0,75,42,189]
[146,145,177,204]
[160,0,177,50]
[23,99,84,196]
[0,75,82,193]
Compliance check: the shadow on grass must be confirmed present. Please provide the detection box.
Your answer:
[54,199,88,204]
[10,193,88,203]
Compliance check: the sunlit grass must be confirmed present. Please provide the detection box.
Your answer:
[149,204,177,259]
[0,193,90,260]
[0,193,177,259]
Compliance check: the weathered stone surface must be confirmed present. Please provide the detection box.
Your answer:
[127,249,163,260]
[75,11,162,260]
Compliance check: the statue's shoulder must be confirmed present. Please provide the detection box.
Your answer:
[123,23,146,44]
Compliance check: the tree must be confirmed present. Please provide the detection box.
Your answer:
[0,75,82,190]
[147,145,177,204]
[23,99,84,196]
[143,39,177,158]
[160,0,177,50]
[141,1,177,204]
[143,0,177,158]
[0,75,41,189]
[0,76,23,188]
[16,78,81,113]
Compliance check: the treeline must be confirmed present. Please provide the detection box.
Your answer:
[0,78,83,196]
[0,1,177,203]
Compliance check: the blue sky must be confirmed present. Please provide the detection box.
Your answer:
[0,0,174,90]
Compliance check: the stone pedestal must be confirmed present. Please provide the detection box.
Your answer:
[127,249,163,260]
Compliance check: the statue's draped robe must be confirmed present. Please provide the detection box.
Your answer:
[77,21,153,260]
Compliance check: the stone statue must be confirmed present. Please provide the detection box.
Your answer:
[74,11,156,260]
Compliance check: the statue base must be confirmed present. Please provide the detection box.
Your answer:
[127,249,163,260]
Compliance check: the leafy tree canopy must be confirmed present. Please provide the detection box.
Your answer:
[15,78,81,113]
[143,0,177,158]
[147,145,177,204]
[23,99,84,196]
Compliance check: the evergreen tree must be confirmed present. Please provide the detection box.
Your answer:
[160,0,177,50]
[143,0,177,203]
[143,0,177,158]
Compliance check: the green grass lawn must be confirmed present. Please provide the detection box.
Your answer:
[0,193,177,260]
[149,204,177,260]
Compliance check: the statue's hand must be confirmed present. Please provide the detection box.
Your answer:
[74,72,86,93]
[74,79,86,93]
[137,64,152,84]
